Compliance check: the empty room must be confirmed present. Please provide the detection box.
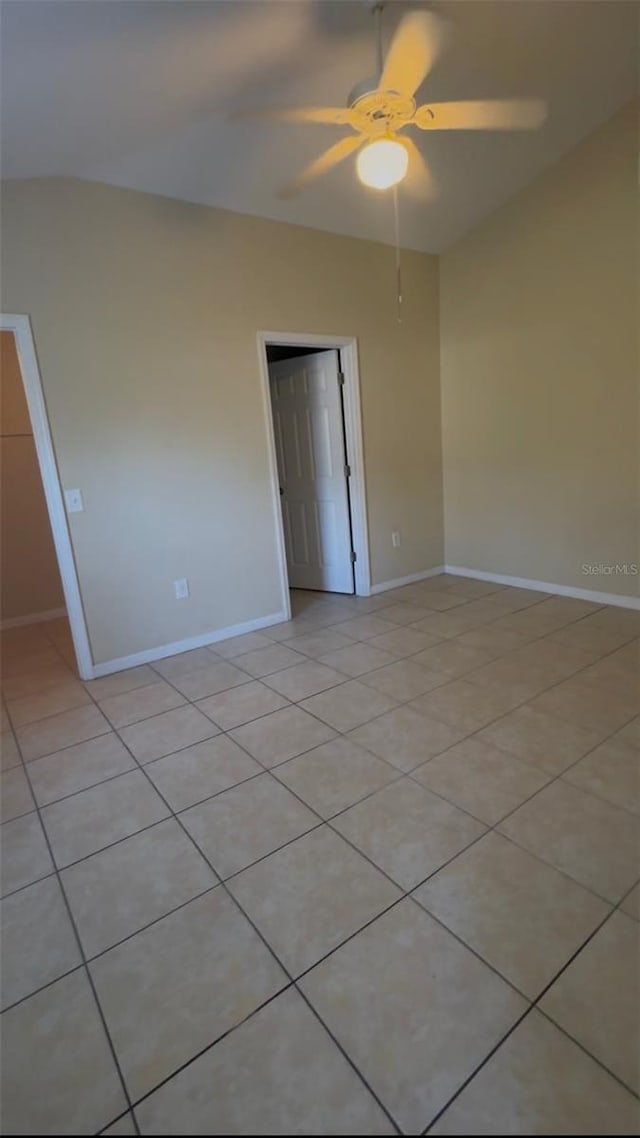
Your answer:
[0,1,638,1134]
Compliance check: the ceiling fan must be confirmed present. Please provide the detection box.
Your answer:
[239,2,547,198]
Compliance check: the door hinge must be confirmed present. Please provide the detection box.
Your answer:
[338,371,345,386]
[350,550,357,564]
[344,463,351,478]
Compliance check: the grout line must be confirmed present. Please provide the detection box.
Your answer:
[422,899,640,1133]
[67,638,404,1134]
[2,588,638,1133]
[4,703,141,1135]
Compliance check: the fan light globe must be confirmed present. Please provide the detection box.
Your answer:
[356,138,409,190]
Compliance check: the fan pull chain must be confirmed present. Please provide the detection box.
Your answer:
[393,185,403,324]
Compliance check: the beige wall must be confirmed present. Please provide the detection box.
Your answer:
[1,179,442,664]
[1,330,65,622]
[440,102,639,598]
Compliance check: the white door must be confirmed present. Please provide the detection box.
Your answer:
[269,350,354,593]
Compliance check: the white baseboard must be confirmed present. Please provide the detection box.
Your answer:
[369,566,446,596]
[1,607,67,631]
[91,610,289,678]
[444,565,640,611]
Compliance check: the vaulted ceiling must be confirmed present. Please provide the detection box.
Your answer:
[1,1,637,252]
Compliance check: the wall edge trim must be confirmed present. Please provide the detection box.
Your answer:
[369,566,446,595]
[91,610,288,677]
[444,565,640,610]
[1,607,67,631]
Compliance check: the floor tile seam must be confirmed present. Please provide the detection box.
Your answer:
[421,899,636,1133]
[6,719,140,1132]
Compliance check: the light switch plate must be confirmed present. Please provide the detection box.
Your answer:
[65,488,84,513]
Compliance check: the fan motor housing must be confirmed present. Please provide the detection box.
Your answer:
[347,81,416,134]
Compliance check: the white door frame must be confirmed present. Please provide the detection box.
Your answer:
[1,314,94,678]
[257,331,371,615]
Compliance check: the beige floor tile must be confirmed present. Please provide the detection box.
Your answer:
[461,658,550,699]
[1,813,53,897]
[230,705,336,768]
[2,662,75,701]
[430,1009,639,1136]
[499,780,640,902]
[564,737,640,815]
[90,889,286,1101]
[230,826,401,976]
[512,638,600,681]
[7,679,91,728]
[541,911,639,1092]
[145,735,261,812]
[470,588,545,613]
[491,610,568,638]
[373,602,436,625]
[98,679,185,727]
[282,627,357,658]
[150,646,221,680]
[455,624,533,657]
[275,737,398,819]
[233,643,307,678]
[368,626,441,657]
[263,616,319,642]
[417,590,471,612]
[348,706,469,772]
[300,898,526,1133]
[1,730,20,770]
[551,622,637,655]
[196,680,287,730]
[181,773,318,878]
[41,769,169,868]
[361,658,448,702]
[413,737,550,825]
[299,681,397,733]
[170,660,252,701]
[332,615,399,641]
[478,704,605,774]
[17,703,110,762]
[84,665,157,701]
[0,970,127,1135]
[1,876,81,1008]
[62,818,216,957]
[409,678,528,733]
[617,716,640,750]
[319,640,397,677]
[262,659,346,701]
[213,630,274,658]
[1,647,62,678]
[102,1112,137,1135]
[411,640,494,677]
[136,987,393,1136]
[410,611,486,640]
[0,765,35,822]
[531,677,639,733]
[27,734,135,807]
[621,882,640,919]
[333,778,485,890]
[416,832,609,998]
[119,704,218,763]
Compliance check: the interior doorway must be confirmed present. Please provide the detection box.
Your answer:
[258,332,371,612]
[0,315,93,678]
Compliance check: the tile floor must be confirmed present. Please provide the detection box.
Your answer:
[1,575,639,1135]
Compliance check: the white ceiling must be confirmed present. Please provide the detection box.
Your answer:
[1,1,637,252]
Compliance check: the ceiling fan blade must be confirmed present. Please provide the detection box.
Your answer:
[379,10,450,98]
[401,137,434,199]
[414,98,547,131]
[234,106,357,126]
[278,134,365,198]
